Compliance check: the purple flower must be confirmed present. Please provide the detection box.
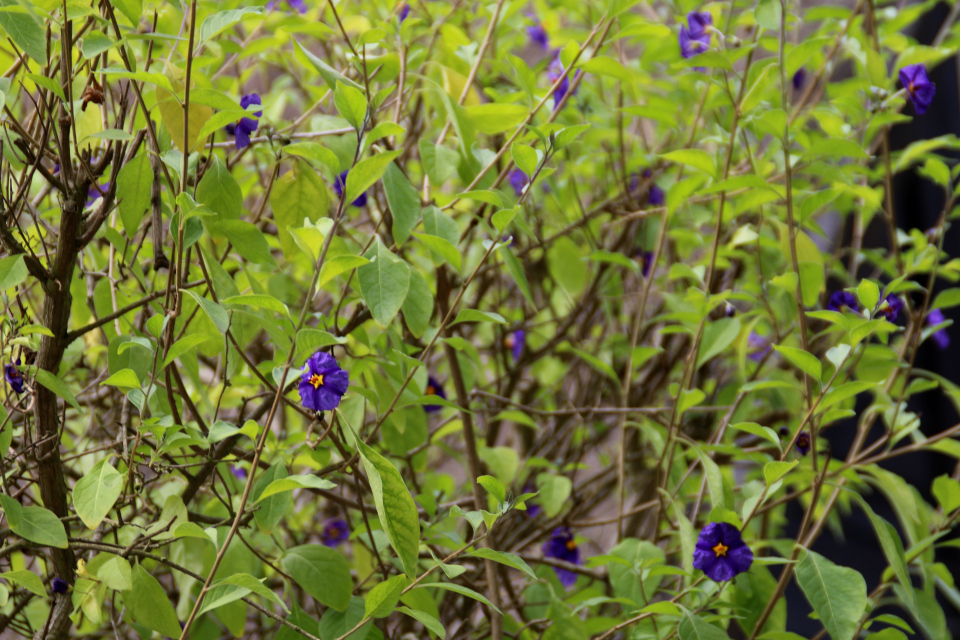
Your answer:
[423,376,446,414]
[398,3,410,21]
[826,291,859,314]
[225,93,262,149]
[321,519,350,547]
[526,14,550,50]
[633,249,654,277]
[509,168,529,197]
[693,522,753,582]
[543,527,581,588]
[927,309,950,349]
[51,577,68,595]
[796,431,811,456]
[86,181,109,207]
[334,170,368,208]
[679,12,712,60]
[231,465,247,480]
[899,64,935,116]
[266,0,308,13]
[546,54,580,109]
[298,351,349,412]
[792,69,806,91]
[504,330,525,362]
[878,294,904,322]
[630,170,664,206]
[724,303,736,317]
[520,484,541,517]
[4,359,23,395]
[747,333,772,362]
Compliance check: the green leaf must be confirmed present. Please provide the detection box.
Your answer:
[199,6,263,43]
[116,152,152,236]
[101,368,140,391]
[252,462,290,534]
[498,245,535,307]
[281,545,353,612]
[932,475,960,513]
[294,41,363,91]
[255,474,337,502]
[206,219,275,265]
[772,345,822,382]
[467,549,537,579]
[320,255,370,286]
[452,309,507,325]
[795,549,867,640]
[401,269,434,339]
[365,574,410,619]
[222,294,290,317]
[476,475,506,503]
[697,318,741,367]
[465,103,529,135]
[856,497,917,617]
[271,164,329,259]
[579,55,635,82]
[660,149,716,178]
[696,449,727,510]
[283,142,340,173]
[123,564,183,638]
[358,237,411,328]
[196,156,242,222]
[1,570,46,597]
[355,438,422,578]
[344,151,401,206]
[608,538,666,606]
[0,255,28,291]
[0,0,45,62]
[334,81,368,131]
[112,0,142,25]
[34,369,81,410]
[678,608,730,640]
[536,474,572,518]
[163,334,217,367]
[25,73,65,102]
[96,556,133,591]
[858,279,880,312]
[397,606,445,638]
[414,233,461,273]
[382,163,420,245]
[511,144,539,178]
[415,583,501,614]
[182,290,230,334]
[763,460,798,486]
[73,458,124,530]
[81,31,117,59]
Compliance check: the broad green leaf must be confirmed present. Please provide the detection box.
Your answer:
[163,334,217,367]
[112,0,142,25]
[579,55,635,82]
[344,151,401,206]
[397,606,445,638]
[401,269,434,338]
[763,460,798,486]
[452,309,507,325]
[0,255,28,291]
[468,549,537,579]
[222,294,289,317]
[857,498,917,617]
[81,31,116,59]
[255,474,337,502]
[465,103,529,135]
[511,144,539,178]
[123,564,183,638]
[414,233,461,273]
[252,462,290,534]
[415,583,501,614]
[271,164,329,258]
[696,449,727,510]
[334,81,368,130]
[100,368,140,390]
[73,458,124,530]
[294,41,363,91]
[382,162,420,245]
[196,156,242,222]
[858,279,880,312]
[155,75,214,152]
[365,574,410,618]
[358,237,411,328]
[320,255,371,286]
[199,7,263,43]
[355,438,422,578]
[608,538,665,606]
[281,545,353,612]
[0,0,45,62]
[932,475,960,513]
[283,142,340,173]
[661,149,716,178]
[25,73,65,102]
[536,474,572,518]
[116,152,152,236]
[795,549,867,640]
[697,318,741,367]
[96,556,132,591]
[678,608,730,640]
[182,290,230,334]
[1,570,45,597]
[772,345,821,382]
[34,369,81,410]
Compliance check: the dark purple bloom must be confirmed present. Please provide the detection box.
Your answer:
[679,12,712,60]
[51,577,68,595]
[266,0,308,13]
[509,168,529,197]
[546,54,580,109]
[543,527,581,588]
[398,3,410,21]
[321,519,350,547]
[927,308,950,349]
[423,376,446,413]
[899,64,935,116]
[334,170,368,208]
[796,431,811,456]
[225,93,262,149]
[631,170,664,206]
[792,69,806,91]
[693,522,753,582]
[724,303,736,317]
[298,351,349,412]
[86,181,109,207]
[633,249,654,277]
[826,291,859,313]
[231,465,247,480]
[878,294,904,322]
[4,359,23,395]
[504,330,525,362]
[526,14,550,50]
[747,333,772,362]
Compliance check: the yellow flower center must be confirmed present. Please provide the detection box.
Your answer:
[504,335,515,349]
[565,539,578,551]
[908,81,915,95]
[712,542,729,558]
[426,385,436,395]
[309,373,324,389]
